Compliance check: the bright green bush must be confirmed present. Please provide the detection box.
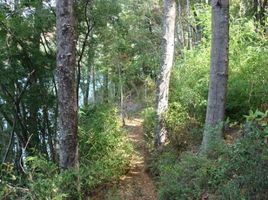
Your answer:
[170,12,268,122]
[79,104,133,191]
[0,104,133,199]
[155,110,268,200]
[0,156,67,200]
[141,107,155,151]
[164,102,202,151]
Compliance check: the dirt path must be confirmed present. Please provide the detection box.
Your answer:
[91,117,157,200]
[117,118,157,200]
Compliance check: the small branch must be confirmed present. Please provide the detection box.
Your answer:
[16,69,36,103]
[42,31,55,54]
[20,134,33,174]
[77,0,94,103]
[2,115,17,164]
[6,183,30,193]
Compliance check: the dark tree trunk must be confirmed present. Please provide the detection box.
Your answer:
[56,0,78,169]
[260,0,268,27]
[83,68,91,106]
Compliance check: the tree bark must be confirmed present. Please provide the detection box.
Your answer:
[83,68,91,106]
[104,70,109,103]
[56,0,78,169]
[201,0,229,154]
[177,0,185,47]
[186,0,193,49]
[92,65,96,104]
[155,0,176,148]
[260,0,268,27]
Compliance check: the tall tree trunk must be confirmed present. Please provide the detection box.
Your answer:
[83,67,91,106]
[118,65,125,126]
[56,0,78,169]
[254,0,259,17]
[92,65,96,104]
[177,0,185,47]
[104,69,109,103]
[186,0,193,49]
[28,0,42,154]
[155,0,176,149]
[260,0,268,27]
[201,0,229,154]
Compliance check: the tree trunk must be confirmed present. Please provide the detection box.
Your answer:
[56,0,78,169]
[118,64,125,125]
[201,0,229,154]
[260,0,268,27]
[83,67,91,106]
[92,65,96,104]
[155,0,176,148]
[186,0,193,49]
[177,0,185,47]
[28,0,42,154]
[104,70,109,103]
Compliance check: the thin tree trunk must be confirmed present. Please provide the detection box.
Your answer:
[118,64,125,125]
[260,0,268,27]
[84,67,91,106]
[92,65,96,104]
[2,115,17,163]
[56,0,78,169]
[186,0,193,49]
[177,0,185,47]
[193,8,202,43]
[104,70,109,103]
[253,0,259,24]
[28,0,42,153]
[201,0,229,154]
[155,0,176,149]
[44,106,56,162]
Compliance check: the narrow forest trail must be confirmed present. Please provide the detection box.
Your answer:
[91,117,157,200]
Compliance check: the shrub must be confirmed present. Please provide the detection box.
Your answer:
[164,102,202,151]
[170,15,268,122]
[79,104,133,192]
[141,107,155,151]
[0,104,133,199]
[0,156,67,200]
[155,110,268,200]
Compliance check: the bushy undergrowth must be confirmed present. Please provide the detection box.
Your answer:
[79,104,133,191]
[0,156,66,200]
[170,12,268,122]
[147,110,268,200]
[141,107,155,151]
[142,103,202,153]
[163,102,202,150]
[142,11,268,198]
[0,104,133,199]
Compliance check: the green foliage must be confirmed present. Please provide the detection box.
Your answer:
[157,152,213,200]
[0,104,133,199]
[141,107,155,151]
[164,102,202,151]
[170,7,268,122]
[141,103,202,153]
[0,157,67,200]
[79,104,133,192]
[154,111,268,200]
